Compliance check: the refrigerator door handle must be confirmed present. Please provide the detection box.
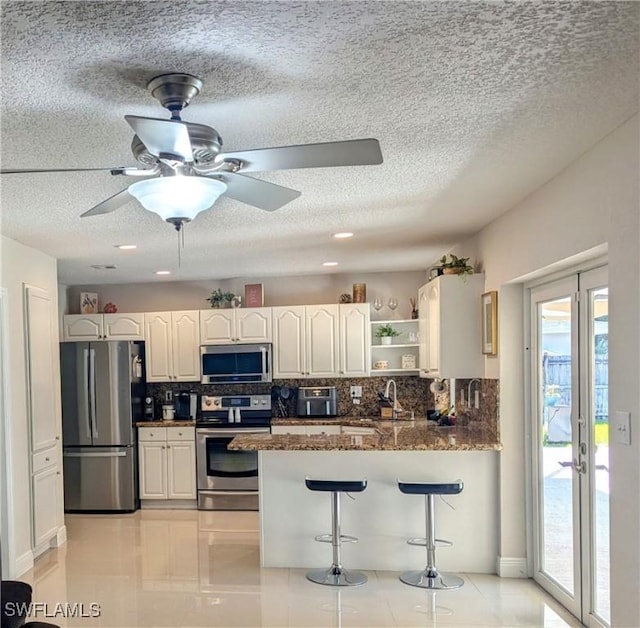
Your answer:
[89,348,98,439]
[83,348,92,440]
[64,451,127,458]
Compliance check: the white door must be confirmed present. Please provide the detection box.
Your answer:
[306,304,340,377]
[171,311,200,381]
[530,267,610,626]
[200,309,235,344]
[139,442,167,499]
[272,306,305,378]
[63,314,103,341]
[236,308,272,343]
[144,313,173,382]
[103,313,144,340]
[167,441,196,499]
[339,304,370,376]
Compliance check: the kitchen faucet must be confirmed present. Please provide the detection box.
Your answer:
[384,379,400,419]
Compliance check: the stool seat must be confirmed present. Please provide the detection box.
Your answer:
[397,479,464,591]
[398,480,463,495]
[305,478,367,492]
[305,477,367,587]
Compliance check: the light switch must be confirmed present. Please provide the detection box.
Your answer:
[614,411,631,445]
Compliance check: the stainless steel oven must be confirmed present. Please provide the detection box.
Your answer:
[196,394,271,511]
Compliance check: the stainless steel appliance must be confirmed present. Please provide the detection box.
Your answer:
[196,394,271,510]
[60,341,144,512]
[175,391,198,420]
[200,343,272,384]
[297,386,338,418]
[143,395,154,420]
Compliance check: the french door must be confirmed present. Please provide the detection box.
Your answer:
[529,266,609,626]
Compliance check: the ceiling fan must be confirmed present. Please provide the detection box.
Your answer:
[1,73,383,230]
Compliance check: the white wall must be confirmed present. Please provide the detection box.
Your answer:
[64,270,427,321]
[0,235,64,577]
[459,115,639,624]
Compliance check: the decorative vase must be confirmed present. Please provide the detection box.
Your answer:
[381,336,392,345]
[443,267,464,275]
[411,309,418,319]
[352,283,366,303]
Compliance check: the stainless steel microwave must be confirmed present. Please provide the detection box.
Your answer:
[200,343,272,384]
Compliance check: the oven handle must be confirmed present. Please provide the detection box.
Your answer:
[196,428,271,437]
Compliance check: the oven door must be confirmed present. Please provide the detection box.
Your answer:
[196,428,268,491]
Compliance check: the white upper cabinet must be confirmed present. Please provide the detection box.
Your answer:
[145,311,200,382]
[272,303,368,379]
[419,274,485,379]
[63,313,144,341]
[272,306,306,378]
[200,307,271,344]
[306,304,340,377]
[339,303,370,377]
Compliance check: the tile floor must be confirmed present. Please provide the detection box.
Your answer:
[20,510,583,627]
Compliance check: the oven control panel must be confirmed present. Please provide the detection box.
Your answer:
[201,395,271,410]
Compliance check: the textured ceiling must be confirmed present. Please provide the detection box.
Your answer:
[1,1,638,285]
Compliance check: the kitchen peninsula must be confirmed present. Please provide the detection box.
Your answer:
[230,419,501,573]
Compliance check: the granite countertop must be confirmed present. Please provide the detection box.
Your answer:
[230,422,502,452]
[135,420,196,427]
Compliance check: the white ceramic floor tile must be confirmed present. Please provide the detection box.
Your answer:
[14,511,583,627]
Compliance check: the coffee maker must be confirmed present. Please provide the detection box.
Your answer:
[175,391,198,420]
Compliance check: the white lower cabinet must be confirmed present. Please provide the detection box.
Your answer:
[138,427,196,501]
[32,464,60,547]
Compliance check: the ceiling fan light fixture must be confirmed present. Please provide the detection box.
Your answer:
[128,176,227,222]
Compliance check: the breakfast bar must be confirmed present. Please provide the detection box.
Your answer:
[230,420,502,573]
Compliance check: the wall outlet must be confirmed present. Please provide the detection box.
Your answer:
[165,390,173,403]
[350,385,363,399]
[614,411,631,445]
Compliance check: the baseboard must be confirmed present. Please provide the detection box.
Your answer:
[140,499,197,510]
[14,549,34,578]
[497,556,528,578]
[51,525,67,547]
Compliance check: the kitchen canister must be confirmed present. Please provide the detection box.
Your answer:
[352,283,367,303]
[162,405,175,421]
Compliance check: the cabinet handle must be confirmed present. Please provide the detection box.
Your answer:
[55,436,60,440]
[57,471,61,475]
[150,433,154,436]
[45,457,50,462]
[167,445,171,449]
[178,432,182,436]
[161,445,165,449]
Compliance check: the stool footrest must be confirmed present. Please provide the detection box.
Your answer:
[314,533,358,544]
[407,537,453,548]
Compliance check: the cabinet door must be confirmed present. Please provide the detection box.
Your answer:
[104,313,145,340]
[200,309,235,344]
[236,308,272,343]
[272,306,306,378]
[339,304,370,376]
[32,466,60,546]
[306,305,340,377]
[426,281,441,374]
[167,440,196,499]
[139,442,167,499]
[418,285,429,378]
[145,313,173,382]
[25,286,58,452]
[172,311,200,381]
[63,314,103,341]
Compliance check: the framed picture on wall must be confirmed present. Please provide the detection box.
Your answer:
[244,283,264,308]
[481,291,498,355]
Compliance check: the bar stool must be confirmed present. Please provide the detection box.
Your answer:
[305,477,368,587]
[398,480,464,590]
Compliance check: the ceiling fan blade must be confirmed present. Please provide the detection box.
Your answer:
[218,138,383,173]
[1,167,122,174]
[214,172,301,211]
[125,115,193,162]
[80,188,132,218]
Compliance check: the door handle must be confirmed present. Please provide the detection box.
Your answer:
[559,459,586,474]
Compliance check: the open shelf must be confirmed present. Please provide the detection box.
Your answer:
[371,343,419,349]
[370,317,419,374]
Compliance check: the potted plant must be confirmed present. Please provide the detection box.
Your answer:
[439,254,474,277]
[375,323,400,345]
[206,288,235,308]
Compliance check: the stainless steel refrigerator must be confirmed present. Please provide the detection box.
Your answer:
[61,341,144,512]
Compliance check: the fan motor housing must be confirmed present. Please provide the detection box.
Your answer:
[131,122,223,167]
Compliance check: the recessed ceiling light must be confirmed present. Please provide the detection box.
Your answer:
[332,232,354,239]
[115,244,137,250]
[155,270,171,275]
[322,262,339,267]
